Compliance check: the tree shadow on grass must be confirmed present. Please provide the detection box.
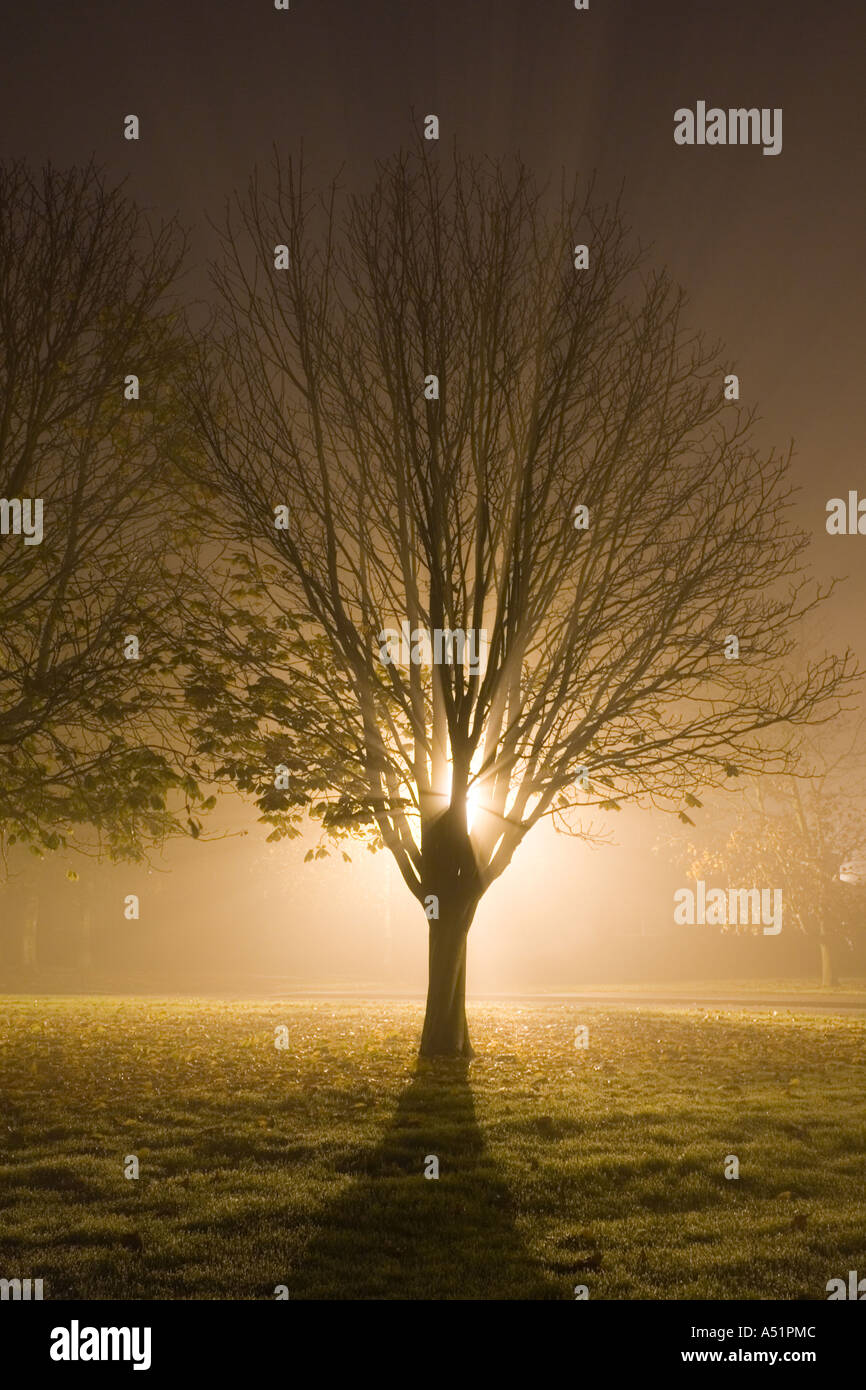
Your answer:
[292,1060,561,1300]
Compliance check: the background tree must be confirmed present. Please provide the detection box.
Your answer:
[0,160,207,868]
[678,726,866,987]
[185,145,856,1056]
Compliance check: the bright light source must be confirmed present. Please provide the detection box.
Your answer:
[466,782,482,833]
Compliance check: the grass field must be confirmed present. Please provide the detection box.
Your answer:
[0,996,863,1300]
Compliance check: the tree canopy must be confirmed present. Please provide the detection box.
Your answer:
[182,145,855,1051]
[187,147,854,872]
[0,160,206,864]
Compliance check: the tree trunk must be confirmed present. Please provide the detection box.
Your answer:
[22,894,39,973]
[820,938,837,989]
[418,792,481,1057]
[80,908,94,986]
[420,918,475,1058]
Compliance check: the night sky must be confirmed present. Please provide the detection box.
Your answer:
[4,1,864,627]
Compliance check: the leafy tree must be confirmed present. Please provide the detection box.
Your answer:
[680,728,866,986]
[185,145,856,1055]
[0,160,206,865]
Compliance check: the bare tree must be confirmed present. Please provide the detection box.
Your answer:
[186,145,856,1055]
[0,160,205,862]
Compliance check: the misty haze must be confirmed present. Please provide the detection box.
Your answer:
[1,0,864,1339]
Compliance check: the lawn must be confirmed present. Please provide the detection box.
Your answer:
[0,996,863,1300]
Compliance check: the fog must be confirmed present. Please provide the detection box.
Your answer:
[3,783,862,994]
